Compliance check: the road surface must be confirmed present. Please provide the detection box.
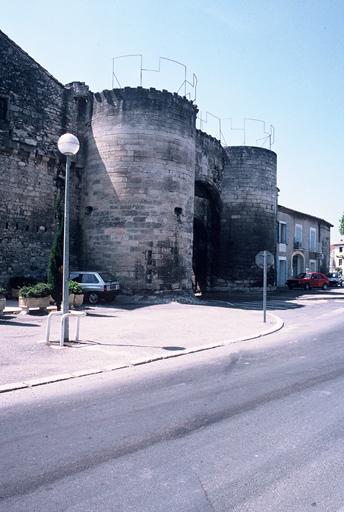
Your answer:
[1,291,344,511]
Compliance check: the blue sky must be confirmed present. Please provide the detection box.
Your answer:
[2,0,344,240]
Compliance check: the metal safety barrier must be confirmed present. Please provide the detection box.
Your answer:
[45,311,86,347]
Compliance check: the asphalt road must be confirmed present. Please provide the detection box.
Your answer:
[1,292,344,511]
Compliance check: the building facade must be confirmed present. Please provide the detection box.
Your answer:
[330,241,344,273]
[0,30,331,294]
[276,206,332,286]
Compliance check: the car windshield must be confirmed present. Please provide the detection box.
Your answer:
[99,272,117,282]
[327,273,338,278]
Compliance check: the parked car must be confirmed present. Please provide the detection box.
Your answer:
[69,271,120,304]
[286,272,329,290]
[326,272,343,287]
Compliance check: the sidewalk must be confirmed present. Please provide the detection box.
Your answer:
[0,299,283,392]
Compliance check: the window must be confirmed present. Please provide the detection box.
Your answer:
[294,224,303,248]
[309,259,317,271]
[340,247,343,253]
[278,222,288,244]
[0,97,8,121]
[339,259,343,266]
[82,273,99,284]
[70,273,82,283]
[295,224,302,242]
[309,228,317,251]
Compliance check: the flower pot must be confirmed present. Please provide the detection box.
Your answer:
[69,294,84,307]
[0,297,6,313]
[19,296,50,311]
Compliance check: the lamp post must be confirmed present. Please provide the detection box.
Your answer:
[57,133,80,342]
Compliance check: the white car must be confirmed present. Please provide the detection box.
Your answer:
[69,271,120,304]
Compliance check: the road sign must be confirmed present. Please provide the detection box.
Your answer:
[255,250,274,269]
[255,250,274,323]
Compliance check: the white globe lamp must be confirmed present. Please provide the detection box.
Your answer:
[57,133,80,156]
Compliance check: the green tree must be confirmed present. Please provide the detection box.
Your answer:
[47,197,64,310]
[340,213,344,236]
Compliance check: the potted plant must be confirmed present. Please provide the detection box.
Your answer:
[0,287,6,313]
[19,282,52,311]
[68,280,84,307]
[9,276,37,298]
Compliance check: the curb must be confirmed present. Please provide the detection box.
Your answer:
[0,313,284,395]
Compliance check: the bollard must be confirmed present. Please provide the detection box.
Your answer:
[46,311,63,344]
[60,311,86,347]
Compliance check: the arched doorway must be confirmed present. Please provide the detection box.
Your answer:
[192,181,221,292]
[292,252,305,275]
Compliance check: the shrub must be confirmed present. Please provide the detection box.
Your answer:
[19,282,52,298]
[68,280,83,295]
[47,196,63,310]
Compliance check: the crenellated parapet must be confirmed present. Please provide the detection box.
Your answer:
[92,86,197,137]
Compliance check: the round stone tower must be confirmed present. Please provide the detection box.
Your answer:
[219,146,277,287]
[80,87,197,294]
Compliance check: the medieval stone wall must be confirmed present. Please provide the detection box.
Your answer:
[0,29,283,294]
[0,30,81,285]
[0,153,58,284]
[193,132,224,288]
[195,131,224,192]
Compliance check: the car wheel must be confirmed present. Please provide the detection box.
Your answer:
[322,283,329,290]
[87,292,99,305]
[304,283,311,291]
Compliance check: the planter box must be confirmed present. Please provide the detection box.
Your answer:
[69,294,84,307]
[0,297,6,313]
[19,296,50,310]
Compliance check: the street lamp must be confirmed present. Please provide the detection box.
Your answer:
[57,133,80,342]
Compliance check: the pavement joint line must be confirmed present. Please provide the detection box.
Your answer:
[0,314,283,394]
[23,374,74,387]
[0,382,29,393]
[70,369,108,378]
[70,368,103,377]
[102,364,129,372]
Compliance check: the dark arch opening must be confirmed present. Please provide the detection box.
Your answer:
[193,218,208,292]
[193,181,221,293]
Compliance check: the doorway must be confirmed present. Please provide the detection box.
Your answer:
[192,181,221,293]
[192,219,208,292]
[277,258,287,287]
[292,253,305,275]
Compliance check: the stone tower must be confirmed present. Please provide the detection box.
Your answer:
[80,87,197,293]
[218,146,277,287]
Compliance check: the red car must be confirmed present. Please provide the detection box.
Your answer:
[286,272,329,290]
